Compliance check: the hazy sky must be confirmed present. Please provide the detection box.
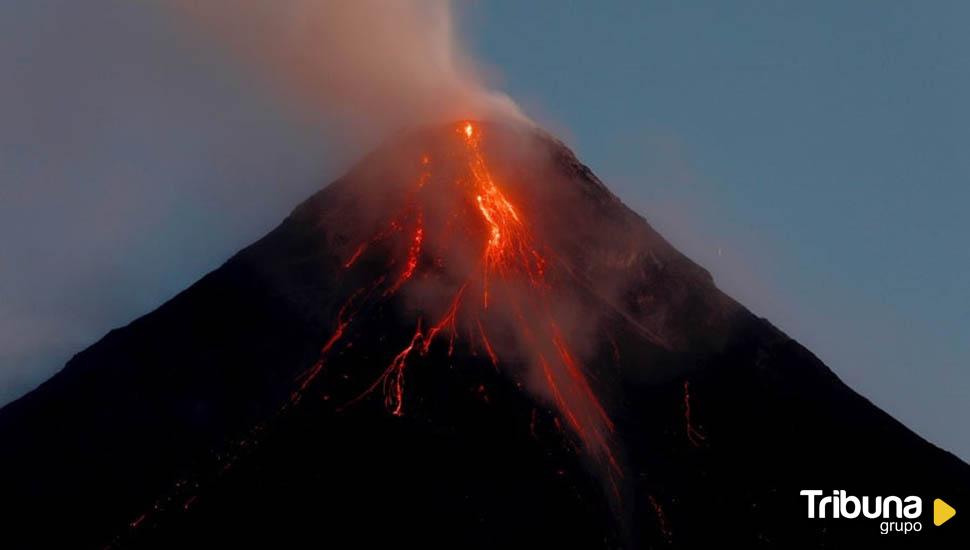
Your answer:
[2,1,967,460]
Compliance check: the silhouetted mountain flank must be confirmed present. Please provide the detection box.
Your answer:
[1,122,966,549]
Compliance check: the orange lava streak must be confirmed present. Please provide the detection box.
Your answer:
[551,327,615,433]
[383,324,424,416]
[130,513,146,529]
[684,380,706,447]
[352,282,468,414]
[404,217,424,278]
[386,212,424,296]
[461,123,618,482]
[343,242,367,269]
[345,156,431,272]
[460,122,545,306]
[476,319,499,369]
[539,356,583,436]
[423,284,466,356]
[649,494,672,543]
[345,321,426,416]
[538,350,622,483]
[513,305,619,478]
[291,288,363,404]
[319,122,623,502]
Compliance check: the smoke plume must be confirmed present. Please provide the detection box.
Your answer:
[172,1,629,497]
[174,0,525,139]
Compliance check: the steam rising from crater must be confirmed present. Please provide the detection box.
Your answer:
[174,0,526,139]
[178,0,624,506]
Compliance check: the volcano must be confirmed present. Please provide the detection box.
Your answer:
[1,122,966,549]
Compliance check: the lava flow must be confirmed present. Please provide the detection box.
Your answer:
[683,380,706,448]
[293,121,622,493]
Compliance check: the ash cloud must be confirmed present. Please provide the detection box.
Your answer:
[174,0,526,141]
[1,0,525,407]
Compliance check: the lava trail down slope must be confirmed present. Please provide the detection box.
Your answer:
[0,122,966,549]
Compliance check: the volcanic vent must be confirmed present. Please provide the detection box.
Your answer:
[289,121,629,492]
[0,121,967,549]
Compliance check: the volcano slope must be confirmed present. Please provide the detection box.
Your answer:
[0,122,966,549]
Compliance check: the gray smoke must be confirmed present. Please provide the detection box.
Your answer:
[174,0,525,141]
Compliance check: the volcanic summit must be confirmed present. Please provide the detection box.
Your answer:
[0,122,966,549]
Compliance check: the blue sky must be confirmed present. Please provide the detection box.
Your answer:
[1,1,966,459]
[461,1,969,459]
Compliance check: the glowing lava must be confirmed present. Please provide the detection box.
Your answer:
[293,121,622,494]
[649,494,673,543]
[683,380,706,448]
[386,212,424,296]
[291,289,361,404]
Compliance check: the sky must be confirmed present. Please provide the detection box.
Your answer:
[1,1,967,460]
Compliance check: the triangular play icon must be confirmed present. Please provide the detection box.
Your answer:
[934,498,956,526]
